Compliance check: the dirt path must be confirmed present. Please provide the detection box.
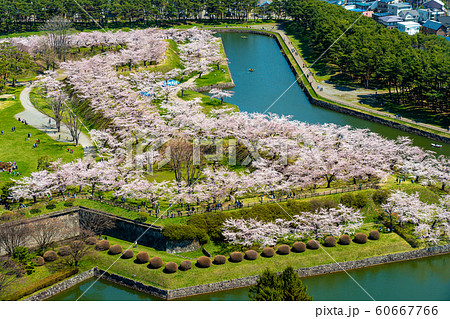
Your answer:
[16,83,96,159]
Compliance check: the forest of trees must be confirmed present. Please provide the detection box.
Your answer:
[285,0,449,118]
[0,0,276,33]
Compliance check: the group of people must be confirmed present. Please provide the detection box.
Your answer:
[17,117,28,125]
[0,161,21,176]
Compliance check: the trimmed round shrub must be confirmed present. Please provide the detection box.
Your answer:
[121,249,134,259]
[277,244,290,255]
[229,252,244,263]
[108,244,123,255]
[179,260,192,271]
[85,237,97,245]
[369,230,380,240]
[354,233,368,244]
[261,247,275,258]
[323,236,337,247]
[164,262,178,273]
[95,240,110,251]
[58,246,72,257]
[339,234,351,245]
[292,242,306,253]
[64,199,75,207]
[196,256,211,268]
[149,257,163,269]
[30,208,40,214]
[244,250,258,260]
[213,255,226,265]
[45,203,56,210]
[43,251,57,262]
[136,251,150,264]
[306,240,320,250]
[35,256,45,266]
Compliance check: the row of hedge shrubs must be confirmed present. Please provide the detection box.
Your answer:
[3,268,79,301]
[187,197,370,241]
[93,231,380,274]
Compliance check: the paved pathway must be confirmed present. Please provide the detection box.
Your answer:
[16,83,96,159]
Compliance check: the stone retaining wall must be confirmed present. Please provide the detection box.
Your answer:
[215,28,450,144]
[95,269,168,300]
[24,268,96,301]
[1,207,199,256]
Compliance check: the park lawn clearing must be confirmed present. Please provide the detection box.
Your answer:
[80,229,413,290]
[0,87,83,186]
[0,260,67,300]
[178,89,238,114]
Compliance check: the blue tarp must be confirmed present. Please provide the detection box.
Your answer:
[162,79,180,87]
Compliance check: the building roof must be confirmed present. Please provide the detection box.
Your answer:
[397,21,421,27]
[379,15,403,23]
[349,8,365,12]
[373,12,391,17]
[423,0,445,7]
[399,10,419,17]
[438,16,450,28]
[423,20,444,30]
[389,3,412,8]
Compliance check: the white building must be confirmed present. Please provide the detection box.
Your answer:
[397,21,421,35]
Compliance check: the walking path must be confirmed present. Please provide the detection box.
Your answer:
[16,83,96,159]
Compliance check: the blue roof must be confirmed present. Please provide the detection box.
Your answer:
[349,8,365,12]
[373,12,391,16]
[356,2,373,6]
[423,20,443,30]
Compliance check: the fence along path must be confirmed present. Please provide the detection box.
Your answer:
[8,183,379,220]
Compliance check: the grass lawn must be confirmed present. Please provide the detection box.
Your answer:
[0,259,67,300]
[178,89,239,113]
[0,87,83,186]
[194,65,232,87]
[79,228,413,290]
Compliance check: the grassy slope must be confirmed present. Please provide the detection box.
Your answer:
[0,87,83,185]
[79,229,413,290]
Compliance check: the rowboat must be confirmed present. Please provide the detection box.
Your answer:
[431,143,442,148]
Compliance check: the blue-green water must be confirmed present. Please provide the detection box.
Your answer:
[219,32,449,156]
[49,254,450,301]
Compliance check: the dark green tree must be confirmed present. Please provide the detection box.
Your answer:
[249,266,313,301]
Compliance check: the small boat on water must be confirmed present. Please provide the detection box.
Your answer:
[241,36,248,39]
[431,143,442,148]
[249,68,254,72]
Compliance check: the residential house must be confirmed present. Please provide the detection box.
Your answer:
[422,20,447,35]
[388,3,412,16]
[355,2,377,10]
[423,0,445,11]
[378,0,399,13]
[399,10,419,22]
[378,15,404,28]
[397,21,421,35]
[417,8,445,22]
[372,11,391,22]
[438,16,450,31]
